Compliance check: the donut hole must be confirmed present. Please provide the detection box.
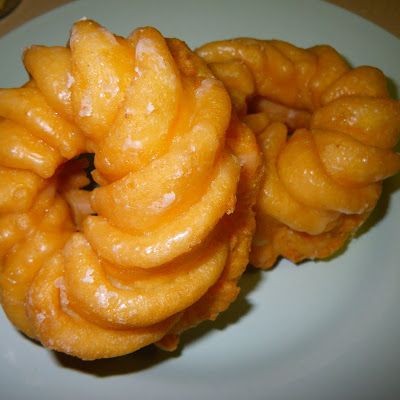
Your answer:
[80,153,97,191]
[57,153,97,229]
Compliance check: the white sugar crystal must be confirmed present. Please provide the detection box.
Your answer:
[146,102,155,114]
[79,95,92,117]
[54,277,63,289]
[66,72,75,88]
[195,78,215,98]
[124,107,135,117]
[172,168,183,179]
[82,268,94,284]
[55,277,69,306]
[58,90,70,102]
[112,242,123,253]
[95,285,117,308]
[150,191,176,211]
[136,38,155,57]
[123,136,143,150]
[144,246,153,255]
[161,191,176,207]
[36,312,46,325]
[134,66,142,77]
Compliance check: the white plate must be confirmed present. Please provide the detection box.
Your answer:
[1,1,400,399]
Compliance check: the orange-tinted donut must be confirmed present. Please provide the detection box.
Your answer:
[0,21,261,359]
[198,38,400,268]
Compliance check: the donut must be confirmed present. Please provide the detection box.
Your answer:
[0,20,262,359]
[197,38,400,268]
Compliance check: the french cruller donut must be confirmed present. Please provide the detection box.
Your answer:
[197,38,400,269]
[0,20,262,359]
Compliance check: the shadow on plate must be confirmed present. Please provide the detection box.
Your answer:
[387,76,398,100]
[52,267,263,377]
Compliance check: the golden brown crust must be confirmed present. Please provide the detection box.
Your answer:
[0,21,260,359]
[197,38,400,269]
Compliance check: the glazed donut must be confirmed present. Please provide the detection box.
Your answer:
[0,21,261,359]
[157,114,262,349]
[197,38,400,268]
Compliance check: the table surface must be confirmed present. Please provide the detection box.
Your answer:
[0,0,399,39]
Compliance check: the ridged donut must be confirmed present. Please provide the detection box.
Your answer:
[0,20,261,359]
[197,38,400,268]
